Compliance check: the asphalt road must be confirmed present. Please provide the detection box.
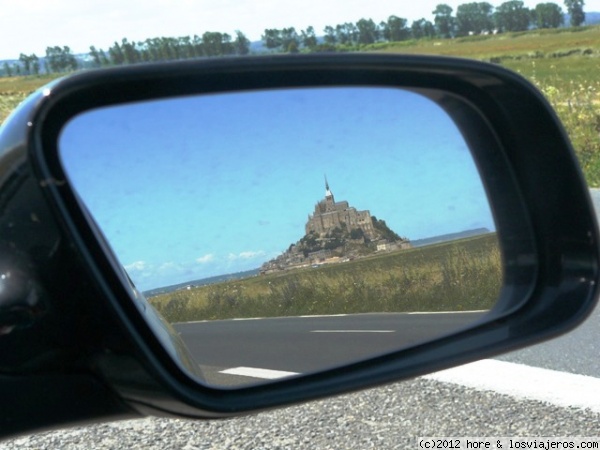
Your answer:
[175,312,487,386]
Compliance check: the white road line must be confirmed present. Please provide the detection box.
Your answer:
[311,330,395,333]
[408,310,488,314]
[423,359,600,413]
[220,366,300,380]
[299,314,349,318]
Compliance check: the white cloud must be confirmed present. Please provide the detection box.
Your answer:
[125,261,146,271]
[240,251,265,259]
[196,254,215,264]
[158,262,178,271]
[228,250,266,261]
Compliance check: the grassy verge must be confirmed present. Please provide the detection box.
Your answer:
[149,234,502,323]
[0,74,60,123]
[373,25,600,60]
[521,64,600,186]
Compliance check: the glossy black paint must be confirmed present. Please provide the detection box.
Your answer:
[0,54,597,438]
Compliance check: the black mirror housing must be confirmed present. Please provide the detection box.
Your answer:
[0,54,598,436]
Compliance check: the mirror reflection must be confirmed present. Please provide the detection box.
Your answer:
[59,87,501,387]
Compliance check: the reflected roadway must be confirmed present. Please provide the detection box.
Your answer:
[174,311,487,386]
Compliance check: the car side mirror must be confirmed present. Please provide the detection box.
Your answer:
[0,54,597,435]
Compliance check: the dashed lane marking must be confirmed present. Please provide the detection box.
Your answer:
[407,310,488,314]
[299,314,349,318]
[310,330,395,333]
[219,366,300,380]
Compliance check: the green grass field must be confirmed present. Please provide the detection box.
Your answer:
[149,234,502,323]
[1,27,599,184]
[0,74,58,122]
[372,25,600,59]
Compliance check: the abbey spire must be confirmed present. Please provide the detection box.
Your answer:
[324,175,333,200]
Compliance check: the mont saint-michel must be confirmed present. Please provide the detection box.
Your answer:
[260,179,411,274]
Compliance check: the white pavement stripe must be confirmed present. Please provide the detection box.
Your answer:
[408,310,488,314]
[423,359,600,413]
[299,314,349,318]
[311,330,395,333]
[220,366,300,380]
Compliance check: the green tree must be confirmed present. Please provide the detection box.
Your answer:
[411,18,436,38]
[355,18,380,44]
[301,26,318,49]
[3,62,12,77]
[534,3,564,28]
[97,49,110,66]
[222,33,235,55]
[433,4,456,38]
[234,31,251,55]
[108,41,125,64]
[17,53,39,75]
[191,35,204,58]
[323,26,337,44]
[371,217,402,242]
[281,27,300,52]
[178,36,194,59]
[262,28,283,50]
[119,38,140,64]
[494,1,531,31]
[456,2,495,36]
[19,53,31,74]
[162,37,180,59]
[89,46,102,67]
[142,38,159,61]
[30,54,40,75]
[564,0,585,26]
[45,46,78,72]
[381,16,410,41]
[259,27,298,52]
[201,32,233,57]
[335,22,359,44]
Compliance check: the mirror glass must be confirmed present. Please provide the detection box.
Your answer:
[59,87,501,387]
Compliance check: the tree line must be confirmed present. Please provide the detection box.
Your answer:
[1,0,587,76]
[2,32,251,76]
[263,0,586,52]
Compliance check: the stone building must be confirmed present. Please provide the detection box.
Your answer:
[305,179,375,239]
[260,178,409,275]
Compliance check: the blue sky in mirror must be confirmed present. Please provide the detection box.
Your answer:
[59,87,495,291]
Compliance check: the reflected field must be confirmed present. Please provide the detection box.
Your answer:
[149,233,501,323]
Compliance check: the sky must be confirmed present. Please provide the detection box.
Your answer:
[60,87,495,291]
[2,0,600,60]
